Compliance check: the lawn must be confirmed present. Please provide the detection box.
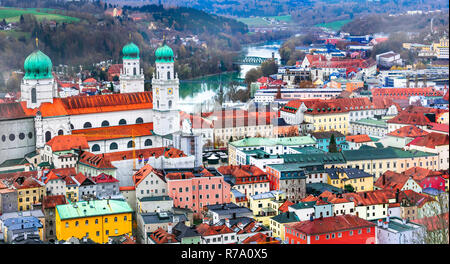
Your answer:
[314,19,352,31]
[0,7,80,23]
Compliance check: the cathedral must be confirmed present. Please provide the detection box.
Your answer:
[0,40,202,166]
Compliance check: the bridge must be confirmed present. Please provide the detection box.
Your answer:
[233,56,277,65]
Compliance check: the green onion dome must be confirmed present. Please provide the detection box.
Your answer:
[122,42,140,59]
[155,44,174,63]
[23,50,53,80]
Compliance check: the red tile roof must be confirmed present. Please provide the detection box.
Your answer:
[83,78,97,83]
[148,228,178,244]
[399,190,435,208]
[78,151,116,169]
[278,200,295,213]
[427,122,449,133]
[387,125,429,138]
[91,173,119,183]
[242,233,281,244]
[286,214,375,235]
[46,135,90,151]
[108,64,122,75]
[119,186,135,191]
[165,167,214,180]
[387,110,431,126]
[346,134,372,143]
[372,87,443,99]
[217,165,268,185]
[44,171,62,184]
[196,223,234,236]
[13,176,43,190]
[42,195,67,209]
[0,102,35,121]
[342,189,396,206]
[375,171,414,190]
[407,132,449,149]
[411,212,449,232]
[104,147,186,163]
[372,97,401,110]
[281,97,372,115]
[72,123,153,141]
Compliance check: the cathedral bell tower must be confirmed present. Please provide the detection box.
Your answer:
[120,39,145,93]
[151,39,180,136]
[20,38,56,109]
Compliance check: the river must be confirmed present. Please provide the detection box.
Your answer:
[178,40,282,113]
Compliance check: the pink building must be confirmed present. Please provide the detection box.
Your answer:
[165,167,231,214]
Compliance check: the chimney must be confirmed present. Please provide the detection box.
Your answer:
[386,214,390,223]
[395,188,400,203]
[382,174,385,185]
[402,218,407,225]
[363,192,367,198]
[225,218,230,228]
[382,221,388,229]
[167,223,173,234]
[377,219,383,227]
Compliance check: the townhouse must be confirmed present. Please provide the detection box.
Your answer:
[325,167,374,192]
[217,165,270,199]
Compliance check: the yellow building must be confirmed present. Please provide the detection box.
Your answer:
[304,112,349,135]
[249,191,285,226]
[342,146,439,179]
[326,168,374,192]
[14,177,45,212]
[55,199,133,244]
[270,211,299,241]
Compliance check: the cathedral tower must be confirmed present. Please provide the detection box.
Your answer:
[151,41,180,136]
[120,42,145,93]
[20,39,56,109]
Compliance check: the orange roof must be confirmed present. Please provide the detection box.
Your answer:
[83,78,97,83]
[13,177,43,190]
[399,190,435,208]
[375,171,414,190]
[242,233,281,244]
[44,171,62,184]
[29,92,153,117]
[78,151,116,169]
[72,123,153,141]
[0,102,35,121]
[165,167,214,180]
[346,134,371,143]
[342,189,396,206]
[148,228,177,244]
[119,186,135,191]
[42,195,67,209]
[278,200,294,213]
[104,147,186,162]
[46,135,90,151]
[132,164,163,187]
[387,125,429,138]
[301,194,318,202]
[196,223,234,236]
[407,132,449,149]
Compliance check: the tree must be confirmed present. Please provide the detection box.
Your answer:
[328,134,338,153]
[260,59,278,77]
[244,67,262,88]
[344,184,354,193]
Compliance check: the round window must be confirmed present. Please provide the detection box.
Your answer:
[1,135,5,142]
[19,133,25,140]
[28,132,33,139]
[9,134,15,141]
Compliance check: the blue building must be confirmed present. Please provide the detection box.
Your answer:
[311,131,347,152]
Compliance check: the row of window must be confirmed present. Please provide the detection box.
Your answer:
[1,132,33,142]
[65,216,127,227]
[174,184,222,192]
[91,139,153,152]
[83,117,144,129]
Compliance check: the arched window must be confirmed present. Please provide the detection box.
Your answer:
[83,122,92,128]
[110,142,118,150]
[167,71,171,80]
[144,139,152,146]
[45,131,51,142]
[119,119,127,125]
[101,120,109,127]
[31,88,37,104]
[127,140,135,148]
[92,144,100,152]
[136,117,144,124]
[168,100,172,109]
[58,130,64,136]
